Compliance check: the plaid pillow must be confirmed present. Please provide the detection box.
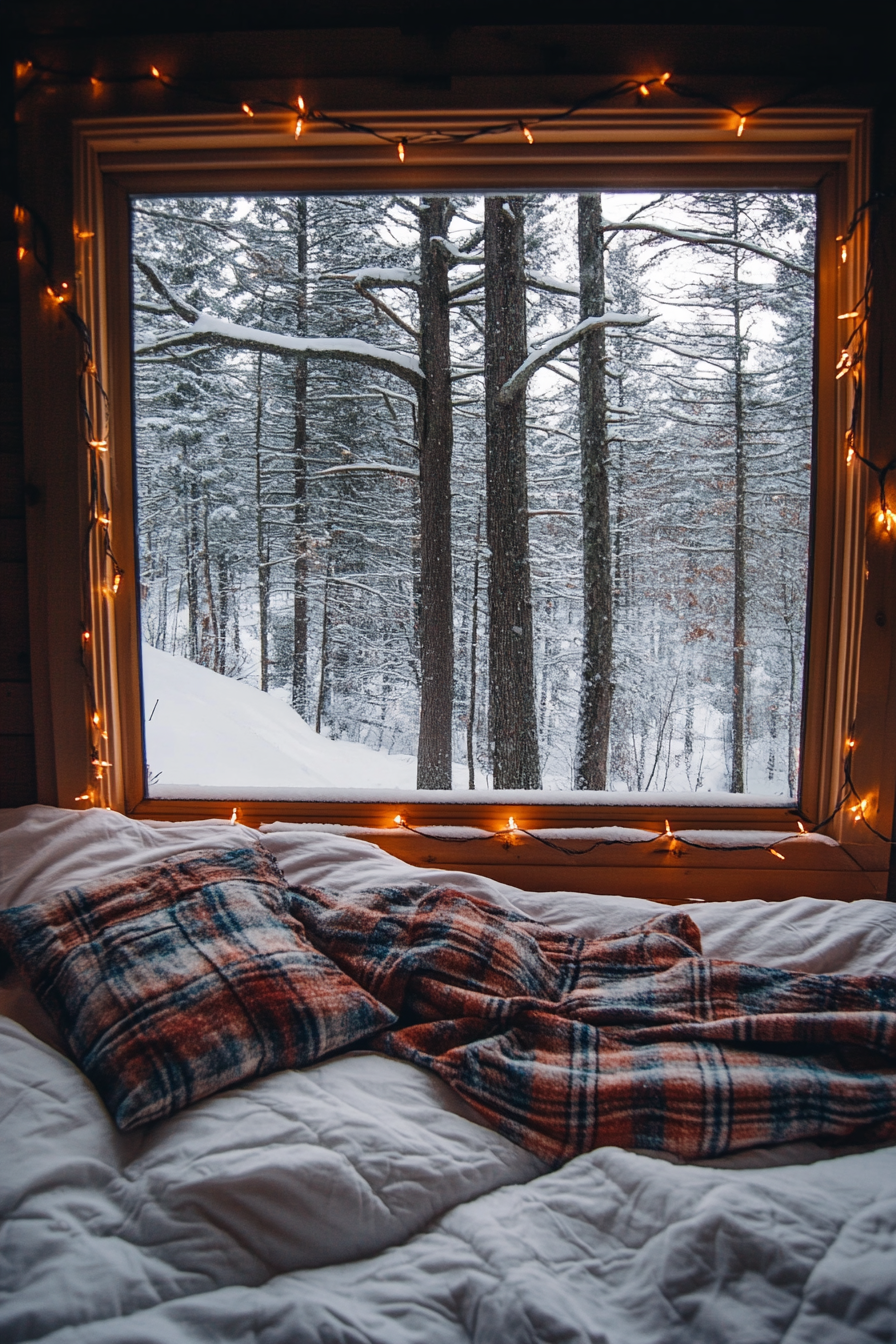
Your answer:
[0,845,394,1129]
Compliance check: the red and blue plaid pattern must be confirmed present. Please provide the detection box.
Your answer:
[288,882,896,1163]
[0,847,395,1129]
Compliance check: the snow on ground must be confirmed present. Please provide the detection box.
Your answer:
[143,644,421,792]
[142,644,796,804]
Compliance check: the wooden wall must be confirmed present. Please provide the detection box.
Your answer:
[1,64,36,807]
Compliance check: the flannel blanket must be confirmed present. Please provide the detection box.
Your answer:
[289,882,896,1163]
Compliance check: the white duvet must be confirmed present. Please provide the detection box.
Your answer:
[1,806,894,1343]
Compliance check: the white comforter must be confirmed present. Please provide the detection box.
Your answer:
[1,806,895,1343]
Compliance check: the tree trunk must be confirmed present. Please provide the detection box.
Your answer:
[484,196,540,789]
[574,193,613,789]
[292,198,309,716]
[254,348,270,692]
[731,203,747,792]
[467,508,482,790]
[315,562,331,734]
[416,196,455,788]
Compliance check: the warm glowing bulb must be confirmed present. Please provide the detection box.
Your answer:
[797,820,806,833]
[91,77,101,88]
[519,121,534,144]
[838,311,860,319]
[230,807,238,825]
[17,246,25,261]
[294,115,304,138]
[297,95,305,112]
[660,71,671,83]
[92,711,100,726]
[846,446,855,464]
[112,572,122,594]
[769,849,785,861]
[846,738,855,749]
[841,243,848,263]
[397,139,406,163]
[638,84,650,97]
[394,814,404,826]
[241,103,254,117]
[76,230,95,239]
[88,438,109,451]
[507,816,517,831]
[82,630,91,642]
[151,66,161,79]
[736,116,747,137]
[664,818,673,836]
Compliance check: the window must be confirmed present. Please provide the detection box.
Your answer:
[130,188,815,803]
[29,104,885,895]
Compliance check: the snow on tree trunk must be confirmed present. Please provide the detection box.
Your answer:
[292,199,309,717]
[416,197,455,789]
[484,197,540,789]
[574,193,614,789]
[253,346,270,693]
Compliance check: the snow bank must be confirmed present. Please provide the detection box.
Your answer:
[142,644,419,792]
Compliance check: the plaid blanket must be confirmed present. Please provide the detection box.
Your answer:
[288,882,896,1163]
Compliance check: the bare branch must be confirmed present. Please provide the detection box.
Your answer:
[355,286,420,342]
[499,313,652,403]
[310,461,420,481]
[599,220,815,276]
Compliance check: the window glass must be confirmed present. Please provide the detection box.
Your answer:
[131,190,815,799]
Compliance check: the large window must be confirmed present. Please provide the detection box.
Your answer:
[131,188,815,802]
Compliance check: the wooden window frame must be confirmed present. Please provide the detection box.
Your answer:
[25,103,889,897]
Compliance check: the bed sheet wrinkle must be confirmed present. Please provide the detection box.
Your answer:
[4,808,896,1342]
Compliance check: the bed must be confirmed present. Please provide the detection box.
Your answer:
[1,804,895,1343]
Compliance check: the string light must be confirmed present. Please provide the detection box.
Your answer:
[151,66,161,79]
[638,84,650,98]
[838,310,860,319]
[241,103,254,118]
[834,349,853,378]
[736,116,747,137]
[506,816,518,832]
[769,849,785,861]
[17,246,26,261]
[294,115,304,139]
[519,121,534,144]
[659,72,671,84]
[397,139,406,163]
[230,807,239,824]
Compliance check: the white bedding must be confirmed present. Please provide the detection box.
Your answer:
[1,805,895,1343]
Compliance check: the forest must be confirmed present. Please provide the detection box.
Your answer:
[131,189,815,797]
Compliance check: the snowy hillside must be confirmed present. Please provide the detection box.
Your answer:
[142,643,422,792]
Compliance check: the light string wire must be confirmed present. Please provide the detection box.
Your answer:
[11,58,894,835]
[14,201,120,805]
[391,813,800,859]
[14,58,826,152]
